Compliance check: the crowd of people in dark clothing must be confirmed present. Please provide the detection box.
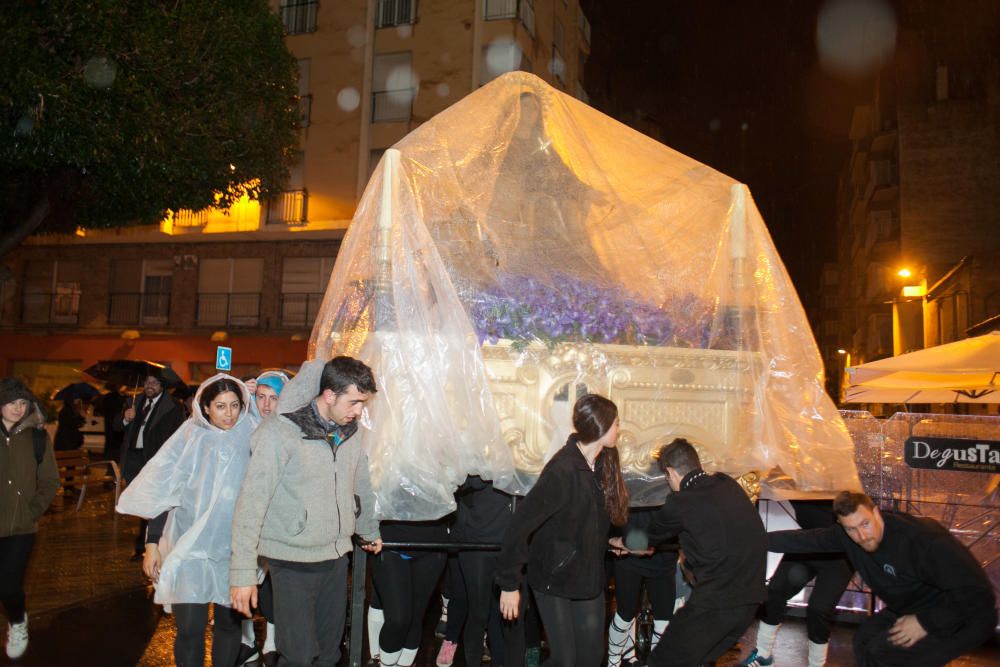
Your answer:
[1,358,997,666]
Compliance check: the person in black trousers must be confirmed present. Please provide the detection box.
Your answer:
[497,394,630,667]
[373,518,450,667]
[96,383,125,465]
[737,500,854,667]
[607,507,679,667]
[53,397,86,451]
[451,475,518,667]
[768,491,997,667]
[0,378,60,660]
[618,438,767,667]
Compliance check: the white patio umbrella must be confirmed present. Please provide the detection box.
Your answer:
[845,331,1000,404]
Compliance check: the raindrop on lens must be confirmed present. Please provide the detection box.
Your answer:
[83,56,117,88]
[484,38,519,79]
[346,25,367,48]
[386,65,417,106]
[337,87,361,112]
[816,0,896,79]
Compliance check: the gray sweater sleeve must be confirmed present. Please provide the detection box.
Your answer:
[229,426,287,587]
[353,451,381,542]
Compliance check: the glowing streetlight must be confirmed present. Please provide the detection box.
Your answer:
[897,268,912,278]
[837,349,847,355]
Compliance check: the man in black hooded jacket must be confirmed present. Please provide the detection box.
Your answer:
[612,438,767,666]
[768,491,997,666]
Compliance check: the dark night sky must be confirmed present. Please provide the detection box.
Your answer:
[580,0,878,308]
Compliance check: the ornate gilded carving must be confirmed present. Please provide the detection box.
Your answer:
[735,471,761,503]
[480,339,758,478]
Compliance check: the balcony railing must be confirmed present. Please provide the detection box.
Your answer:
[520,0,535,36]
[484,0,534,35]
[267,189,308,225]
[551,45,566,84]
[197,293,261,327]
[279,292,325,327]
[21,292,80,325]
[172,209,209,227]
[372,88,414,123]
[484,0,516,20]
[108,292,171,326]
[281,0,318,35]
[577,8,591,46]
[298,94,312,128]
[377,0,417,28]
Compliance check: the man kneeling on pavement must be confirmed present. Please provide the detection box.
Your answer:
[768,491,997,666]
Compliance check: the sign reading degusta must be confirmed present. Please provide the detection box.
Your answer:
[905,436,1000,473]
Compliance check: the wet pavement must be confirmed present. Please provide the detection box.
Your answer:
[2,486,998,666]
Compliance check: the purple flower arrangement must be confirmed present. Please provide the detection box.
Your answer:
[466,273,737,350]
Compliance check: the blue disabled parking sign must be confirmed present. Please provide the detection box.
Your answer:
[216,346,232,372]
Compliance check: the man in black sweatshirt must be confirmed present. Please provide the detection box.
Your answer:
[611,438,767,666]
[768,491,997,666]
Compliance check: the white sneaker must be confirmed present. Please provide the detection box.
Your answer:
[6,617,28,659]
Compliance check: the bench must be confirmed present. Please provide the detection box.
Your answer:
[53,449,122,511]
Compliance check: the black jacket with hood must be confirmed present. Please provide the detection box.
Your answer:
[496,438,611,600]
[646,470,767,610]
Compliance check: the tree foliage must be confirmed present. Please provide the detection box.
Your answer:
[0,0,300,255]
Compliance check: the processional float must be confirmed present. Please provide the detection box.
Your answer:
[307,72,858,520]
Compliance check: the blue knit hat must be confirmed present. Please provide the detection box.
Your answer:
[256,375,286,396]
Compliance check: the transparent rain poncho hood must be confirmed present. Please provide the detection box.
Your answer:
[116,375,259,606]
[310,72,859,519]
[249,369,293,420]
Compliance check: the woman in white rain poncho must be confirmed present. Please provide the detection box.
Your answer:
[117,374,258,667]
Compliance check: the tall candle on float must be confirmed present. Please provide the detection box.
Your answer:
[728,183,748,286]
[375,149,401,327]
[727,184,750,353]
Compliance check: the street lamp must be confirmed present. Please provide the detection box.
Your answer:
[891,266,926,355]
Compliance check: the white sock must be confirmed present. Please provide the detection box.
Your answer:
[607,612,634,667]
[263,622,276,653]
[651,619,669,651]
[241,618,255,647]
[368,607,385,660]
[399,647,417,666]
[380,647,402,667]
[808,639,829,667]
[755,621,780,659]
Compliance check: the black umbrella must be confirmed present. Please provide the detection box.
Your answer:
[170,382,196,400]
[53,382,101,402]
[83,360,183,389]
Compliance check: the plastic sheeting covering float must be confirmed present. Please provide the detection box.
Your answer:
[309,72,859,520]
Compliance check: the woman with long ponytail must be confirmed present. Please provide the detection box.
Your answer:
[496,393,628,667]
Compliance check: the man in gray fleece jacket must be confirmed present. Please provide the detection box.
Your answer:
[230,356,383,667]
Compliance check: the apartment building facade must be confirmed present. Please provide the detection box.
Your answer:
[821,61,1000,404]
[0,0,594,396]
